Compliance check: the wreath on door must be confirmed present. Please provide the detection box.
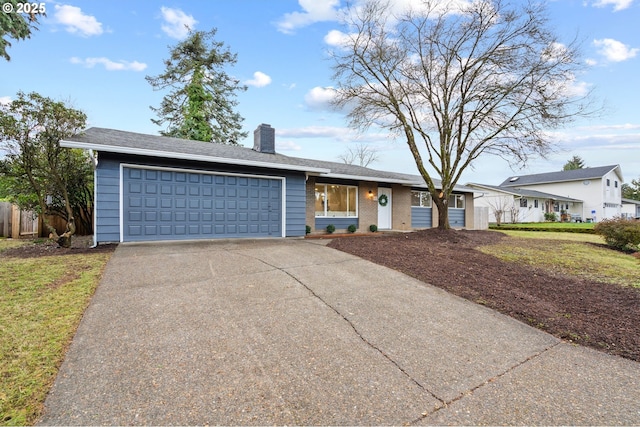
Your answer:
[378,194,389,206]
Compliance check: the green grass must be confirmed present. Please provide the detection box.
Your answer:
[0,248,112,426]
[0,239,28,254]
[490,222,595,233]
[495,229,605,243]
[481,230,640,288]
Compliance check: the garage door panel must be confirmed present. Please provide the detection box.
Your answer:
[124,167,282,241]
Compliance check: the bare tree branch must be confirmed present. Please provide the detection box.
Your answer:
[331,0,597,228]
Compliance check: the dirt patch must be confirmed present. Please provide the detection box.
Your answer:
[328,229,640,362]
[1,235,116,258]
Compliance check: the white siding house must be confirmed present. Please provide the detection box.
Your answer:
[622,198,640,219]
[498,165,623,222]
[468,183,582,224]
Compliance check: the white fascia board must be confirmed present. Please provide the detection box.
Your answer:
[61,140,331,174]
[318,172,420,186]
[466,183,518,196]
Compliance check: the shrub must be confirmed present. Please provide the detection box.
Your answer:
[326,224,335,234]
[347,224,357,233]
[369,224,378,232]
[305,225,311,235]
[594,217,640,251]
[544,212,557,222]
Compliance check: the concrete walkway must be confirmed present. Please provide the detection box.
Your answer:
[38,239,640,425]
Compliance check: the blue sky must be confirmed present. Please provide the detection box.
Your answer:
[1,0,638,185]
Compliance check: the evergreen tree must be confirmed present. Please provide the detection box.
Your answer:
[562,155,586,170]
[622,178,640,201]
[0,0,43,61]
[146,29,247,144]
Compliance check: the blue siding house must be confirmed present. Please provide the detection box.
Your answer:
[62,125,475,244]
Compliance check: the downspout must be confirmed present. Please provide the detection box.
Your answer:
[88,149,98,248]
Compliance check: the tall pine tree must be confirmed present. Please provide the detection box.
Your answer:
[146,29,247,144]
[562,155,586,171]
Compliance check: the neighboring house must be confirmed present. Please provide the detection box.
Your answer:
[497,165,624,222]
[622,198,640,219]
[467,183,583,224]
[62,125,475,244]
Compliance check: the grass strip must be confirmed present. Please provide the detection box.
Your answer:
[0,250,112,425]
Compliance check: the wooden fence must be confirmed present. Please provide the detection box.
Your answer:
[0,201,38,238]
[474,206,489,230]
[0,202,90,238]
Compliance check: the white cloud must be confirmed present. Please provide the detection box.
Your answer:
[160,7,197,39]
[324,29,351,47]
[593,38,639,62]
[54,5,103,37]
[304,86,336,111]
[70,57,147,71]
[278,125,389,143]
[278,125,348,139]
[0,96,11,106]
[590,0,633,11]
[275,140,302,151]
[245,71,272,88]
[276,0,341,34]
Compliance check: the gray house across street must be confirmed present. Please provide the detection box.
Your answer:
[62,125,476,244]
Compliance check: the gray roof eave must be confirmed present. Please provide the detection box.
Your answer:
[60,140,331,174]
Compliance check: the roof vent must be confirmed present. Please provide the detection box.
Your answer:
[509,176,519,182]
[253,123,275,154]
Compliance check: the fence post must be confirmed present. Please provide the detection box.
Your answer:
[11,205,21,238]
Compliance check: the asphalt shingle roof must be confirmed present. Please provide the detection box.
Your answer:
[467,183,582,202]
[64,127,471,191]
[499,165,621,187]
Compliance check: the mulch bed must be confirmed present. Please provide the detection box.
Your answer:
[328,229,640,362]
[1,235,116,258]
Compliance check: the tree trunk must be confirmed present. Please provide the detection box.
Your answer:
[432,194,451,230]
[49,216,75,248]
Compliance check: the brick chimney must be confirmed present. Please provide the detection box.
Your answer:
[253,123,275,154]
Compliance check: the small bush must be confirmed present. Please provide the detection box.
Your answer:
[347,224,357,233]
[594,217,640,251]
[544,212,557,222]
[369,224,378,232]
[326,224,336,234]
[305,225,311,235]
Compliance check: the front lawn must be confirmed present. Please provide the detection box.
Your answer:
[478,232,639,288]
[0,239,113,426]
[490,222,595,233]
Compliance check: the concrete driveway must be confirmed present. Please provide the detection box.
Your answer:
[39,239,640,425]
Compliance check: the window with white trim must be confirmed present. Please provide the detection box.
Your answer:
[411,191,432,207]
[315,184,358,217]
[519,198,528,208]
[448,194,465,209]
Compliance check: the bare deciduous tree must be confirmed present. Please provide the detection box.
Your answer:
[486,195,515,226]
[338,143,379,167]
[330,0,595,229]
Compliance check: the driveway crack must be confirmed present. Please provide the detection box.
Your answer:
[254,258,447,409]
[411,340,563,424]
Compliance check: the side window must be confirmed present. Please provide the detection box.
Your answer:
[448,194,465,209]
[411,191,432,207]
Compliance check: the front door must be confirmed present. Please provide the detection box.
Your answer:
[377,187,392,230]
